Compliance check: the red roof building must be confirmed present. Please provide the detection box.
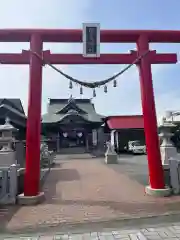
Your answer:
[106,115,144,130]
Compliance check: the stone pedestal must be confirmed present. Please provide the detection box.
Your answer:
[145,185,171,197]
[17,192,45,205]
[0,151,16,167]
[105,153,118,164]
[105,141,118,164]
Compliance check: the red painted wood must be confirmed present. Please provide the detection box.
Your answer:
[0,52,177,64]
[0,29,180,42]
[137,35,165,189]
[24,34,43,196]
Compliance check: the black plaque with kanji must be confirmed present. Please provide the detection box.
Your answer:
[85,26,97,55]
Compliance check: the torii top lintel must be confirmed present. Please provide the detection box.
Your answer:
[0,29,178,65]
[1,29,180,43]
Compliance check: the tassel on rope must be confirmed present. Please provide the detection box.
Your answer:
[93,89,96,97]
[113,79,117,87]
[104,85,108,93]
[80,85,83,95]
[69,81,73,89]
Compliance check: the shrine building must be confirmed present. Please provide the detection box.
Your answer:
[41,97,105,153]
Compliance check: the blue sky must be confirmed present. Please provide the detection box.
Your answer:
[0,0,179,118]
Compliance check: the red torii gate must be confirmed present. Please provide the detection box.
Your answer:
[0,29,178,198]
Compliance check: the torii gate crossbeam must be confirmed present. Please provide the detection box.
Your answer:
[0,29,178,199]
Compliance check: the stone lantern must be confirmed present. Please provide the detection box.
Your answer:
[159,118,177,167]
[0,117,17,152]
[0,117,18,167]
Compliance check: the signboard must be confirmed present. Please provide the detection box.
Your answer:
[83,23,100,58]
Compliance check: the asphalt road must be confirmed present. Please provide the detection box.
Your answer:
[104,154,149,185]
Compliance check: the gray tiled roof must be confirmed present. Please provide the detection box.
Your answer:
[0,98,25,115]
[42,98,104,124]
[0,104,26,118]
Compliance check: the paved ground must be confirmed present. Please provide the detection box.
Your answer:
[109,154,149,185]
[2,154,180,234]
[3,222,180,239]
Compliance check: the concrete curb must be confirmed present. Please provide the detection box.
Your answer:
[2,211,180,235]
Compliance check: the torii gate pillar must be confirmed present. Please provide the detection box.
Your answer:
[23,34,44,198]
[137,36,168,194]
